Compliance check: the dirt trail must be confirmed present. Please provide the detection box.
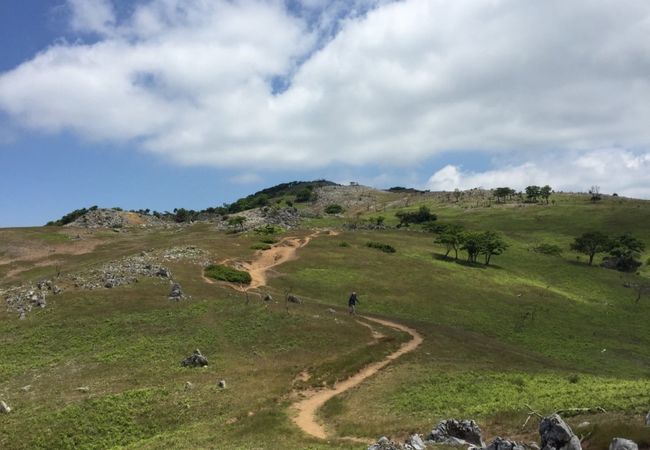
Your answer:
[201,229,423,441]
[292,317,423,440]
[241,231,320,290]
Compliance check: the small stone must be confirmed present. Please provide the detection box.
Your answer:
[20,385,31,392]
[609,438,638,450]
[327,308,336,314]
[645,411,650,426]
[76,386,90,393]
[576,422,590,429]
[405,433,426,450]
[539,414,581,450]
[218,380,226,389]
[263,294,273,302]
[185,381,194,390]
[1,401,12,413]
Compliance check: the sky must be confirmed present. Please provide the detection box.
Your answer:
[1,0,649,227]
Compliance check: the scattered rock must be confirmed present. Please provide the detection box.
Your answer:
[327,308,336,314]
[287,294,301,304]
[539,414,581,450]
[646,411,650,426]
[218,380,227,389]
[75,386,90,393]
[63,208,167,229]
[0,401,11,413]
[609,438,638,450]
[428,419,484,447]
[263,294,273,302]
[472,437,528,450]
[168,283,185,301]
[368,436,401,450]
[181,349,208,367]
[20,385,31,392]
[185,381,194,390]
[405,433,426,450]
[156,268,172,278]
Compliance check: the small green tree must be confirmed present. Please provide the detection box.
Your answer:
[435,224,465,259]
[525,185,541,202]
[540,185,553,204]
[228,216,247,232]
[494,187,515,203]
[570,231,610,265]
[479,230,508,265]
[605,233,645,272]
[461,232,483,263]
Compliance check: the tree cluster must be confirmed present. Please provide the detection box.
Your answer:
[395,205,437,227]
[571,231,645,271]
[433,224,508,265]
[46,205,98,226]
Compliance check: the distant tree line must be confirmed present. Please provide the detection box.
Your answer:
[46,206,98,226]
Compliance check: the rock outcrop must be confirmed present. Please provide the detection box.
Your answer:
[168,283,185,301]
[368,436,401,450]
[609,438,638,450]
[539,414,581,450]
[181,349,208,367]
[473,437,529,450]
[428,419,484,447]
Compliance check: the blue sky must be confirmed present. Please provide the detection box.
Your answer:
[1,0,649,226]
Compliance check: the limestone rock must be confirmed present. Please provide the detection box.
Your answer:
[181,349,208,367]
[405,433,426,450]
[428,419,484,447]
[0,401,11,413]
[539,414,581,450]
[368,436,401,450]
[609,438,638,450]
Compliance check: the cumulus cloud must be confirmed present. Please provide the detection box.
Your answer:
[426,150,650,199]
[1,0,650,180]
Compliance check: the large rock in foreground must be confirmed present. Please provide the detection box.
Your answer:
[428,419,484,447]
[181,349,208,367]
[609,438,638,450]
[472,437,529,450]
[539,414,581,450]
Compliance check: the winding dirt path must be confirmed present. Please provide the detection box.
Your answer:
[291,317,423,441]
[201,229,424,441]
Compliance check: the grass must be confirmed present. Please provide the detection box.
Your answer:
[365,241,396,253]
[1,193,649,448]
[204,264,252,284]
[251,243,272,251]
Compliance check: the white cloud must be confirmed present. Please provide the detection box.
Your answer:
[68,0,116,35]
[426,150,650,198]
[1,0,650,189]
[230,172,262,184]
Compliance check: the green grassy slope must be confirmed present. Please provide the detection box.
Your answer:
[1,193,649,449]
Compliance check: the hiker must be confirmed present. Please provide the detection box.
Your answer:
[348,291,359,315]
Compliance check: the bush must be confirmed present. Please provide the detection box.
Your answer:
[250,243,272,251]
[366,241,396,253]
[567,374,580,384]
[339,241,350,248]
[204,265,252,284]
[533,243,563,256]
[259,237,278,244]
[295,188,313,202]
[395,205,436,227]
[255,224,283,235]
[324,204,344,214]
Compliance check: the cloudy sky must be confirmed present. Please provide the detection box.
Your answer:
[1,0,649,226]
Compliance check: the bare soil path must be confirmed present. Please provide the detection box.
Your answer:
[291,316,423,441]
[201,228,424,441]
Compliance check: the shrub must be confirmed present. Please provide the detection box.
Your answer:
[395,205,436,227]
[567,374,580,384]
[295,188,313,202]
[366,241,396,253]
[255,224,283,235]
[250,243,272,251]
[324,204,344,214]
[339,241,350,248]
[204,265,252,284]
[259,237,278,244]
[533,243,563,256]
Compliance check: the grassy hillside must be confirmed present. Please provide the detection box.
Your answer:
[1,192,649,449]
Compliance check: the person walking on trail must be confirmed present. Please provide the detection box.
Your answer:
[348,291,359,315]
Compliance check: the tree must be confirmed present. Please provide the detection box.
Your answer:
[570,232,610,265]
[604,233,646,272]
[435,224,464,259]
[228,215,247,232]
[396,205,436,227]
[589,185,601,202]
[525,185,541,202]
[461,232,482,263]
[540,185,553,204]
[295,188,313,202]
[494,187,515,203]
[478,231,508,265]
[453,188,462,202]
